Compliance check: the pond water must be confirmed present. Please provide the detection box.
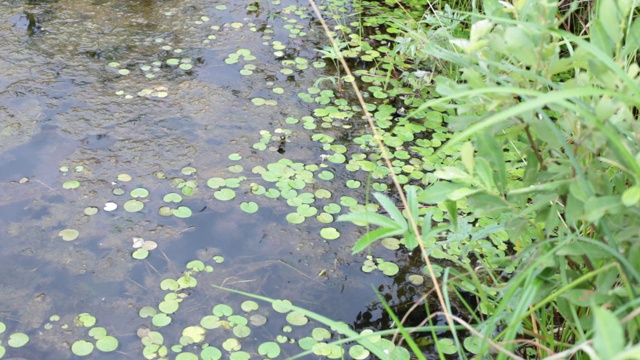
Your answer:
[0,0,438,358]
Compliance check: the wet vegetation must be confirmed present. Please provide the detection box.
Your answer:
[0,0,639,359]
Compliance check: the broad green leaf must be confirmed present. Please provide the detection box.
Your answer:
[352,227,406,253]
[372,192,407,228]
[593,306,624,358]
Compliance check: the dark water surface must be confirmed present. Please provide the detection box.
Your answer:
[0,0,428,358]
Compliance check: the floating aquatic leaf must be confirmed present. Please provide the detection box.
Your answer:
[408,274,424,285]
[201,346,222,360]
[176,352,199,360]
[117,174,132,182]
[159,299,179,314]
[320,227,340,240]
[381,238,400,250]
[316,213,334,223]
[130,188,149,198]
[258,342,281,358]
[212,304,233,317]
[213,255,224,263]
[250,314,267,326]
[152,313,172,327]
[323,203,341,214]
[139,307,157,318]
[89,327,106,339]
[207,177,225,189]
[124,199,144,212]
[296,204,317,217]
[349,344,370,359]
[222,338,240,351]
[7,332,29,347]
[96,336,119,352]
[241,300,259,312]
[58,229,79,241]
[158,206,173,216]
[378,261,399,276]
[84,206,98,216]
[118,69,130,75]
[173,206,192,218]
[161,278,179,291]
[63,180,80,189]
[240,201,259,213]
[318,171,334,180]
[285,212,305,224]
[163,192,183,203]
[72,340,94,356]
[181,166,197,175]
[346,180,361,189]
[76,314,96,327]
[312,327,331,341]
[228,153,242,161]
[142,240,158,250]
[272,299,292,313]
[183,326,206,343]
[286,311,308,326]
[180,63,193,70]
[214,189,236,201]
[132,248,149,260]
[233,324,251,338]
[112,188,125,196]
[228,164,243,173]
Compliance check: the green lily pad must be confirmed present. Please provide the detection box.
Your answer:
[214,189,236,201]
[163,193,183,203]
[201,346,222,360]
[240,201,259,213]
[117,173,132,182]
[63,180,80,189]
[212,304,233,317]
[241,300,259,312]
[349,344,370,359]
[58,229,79,241]
[233,324,251,338]
[173,206,192,218]
[96,336,119,352]
[320,227,340,240]
[131,188,150,198]
[286,311,308,326]
[183,326,206,343]
[124,199,144,212]
[72,340,94,356]
[258,342,281,358]
[229,153,242,160]
[132,248,149,260]
[285,212,305,224]
[378,261,400,276]
[158,206,173,216]
[272,299,292,313]
[88,327,107,339]
[152,313,172,327]
[7,333,29,347]
[176,352,199,360]
[84,207,98,216]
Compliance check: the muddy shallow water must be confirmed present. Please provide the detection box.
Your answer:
[0,0,434,358]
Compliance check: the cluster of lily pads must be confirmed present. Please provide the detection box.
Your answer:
[0,321,29,359]
[37,313,119,357]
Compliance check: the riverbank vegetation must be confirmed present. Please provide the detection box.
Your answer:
[313,0,640,358]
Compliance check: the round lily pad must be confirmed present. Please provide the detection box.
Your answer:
[320,227,340,240]
[63,180,80,189]
[131,188,150,198]
[258,342,281,358]
[58,229,79,241]
[7,333,29,347]
[272,299,292,313]
[84,207,98,216]
[176,352,199,360]
[240,201,259,213]
[96,336,119,352]
[201,346,222,360]
[117,174,132,182]
[378,261,400,276]
[163,193,183,203]
[132,248,149,260]
[182,166,197,175]
[285,212,305,224]
[173,206,192,218]
[241,300,259,312]
[152,313,172,327]
[214,189,236,201]
[72,340,94,356]
[286,311,308,326]
[124,199,144,212]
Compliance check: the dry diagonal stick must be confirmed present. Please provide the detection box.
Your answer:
[308,0,460,348]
